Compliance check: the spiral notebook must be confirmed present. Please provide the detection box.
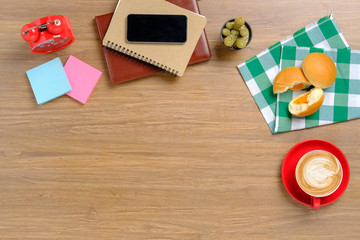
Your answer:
[102,0,207,77]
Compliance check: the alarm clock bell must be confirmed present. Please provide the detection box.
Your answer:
[21,15,75,54]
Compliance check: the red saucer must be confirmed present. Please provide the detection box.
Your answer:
[282,139,350,207]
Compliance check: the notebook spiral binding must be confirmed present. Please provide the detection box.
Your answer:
[105,41,178,76]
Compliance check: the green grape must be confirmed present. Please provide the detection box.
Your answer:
[224,35,237,47]
[233,16,245,30]
[230,29,240,37]
[225,21,234,30]
[222,28,231,37]
[235,36,248,49]
[239,26,249,37]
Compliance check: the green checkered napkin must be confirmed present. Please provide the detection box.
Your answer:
[237,14,349,133]
[275,46,360,133]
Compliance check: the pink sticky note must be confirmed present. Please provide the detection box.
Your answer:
[64,55,102,104]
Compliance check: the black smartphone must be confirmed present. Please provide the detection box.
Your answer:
[126,14,187,44]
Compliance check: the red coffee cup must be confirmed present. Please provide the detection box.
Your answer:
[282,139,350,209]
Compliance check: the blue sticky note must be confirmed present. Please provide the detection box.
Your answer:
[26,57,72,105]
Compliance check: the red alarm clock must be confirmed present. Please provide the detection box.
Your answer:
[21,15,75,54]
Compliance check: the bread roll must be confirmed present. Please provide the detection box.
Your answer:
[273,67,311,94]
[302,52,336,89]
[288,88,324,117]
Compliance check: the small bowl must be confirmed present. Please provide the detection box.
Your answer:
[220,19,252,50]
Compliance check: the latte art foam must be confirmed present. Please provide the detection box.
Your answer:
[304,157,340,188]
[296,151,342,197]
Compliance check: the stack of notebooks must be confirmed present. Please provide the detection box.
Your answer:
[95,0,211,83]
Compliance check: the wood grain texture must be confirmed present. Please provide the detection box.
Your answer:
[1,0,360,239]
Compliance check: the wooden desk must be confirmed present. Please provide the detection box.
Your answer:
[1,0,360,239]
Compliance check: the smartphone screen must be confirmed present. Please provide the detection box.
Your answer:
[126,14,187,44]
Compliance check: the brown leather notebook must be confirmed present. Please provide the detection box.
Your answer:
[95,0,211,84]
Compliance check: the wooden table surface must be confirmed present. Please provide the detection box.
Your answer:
[1,0,360,239]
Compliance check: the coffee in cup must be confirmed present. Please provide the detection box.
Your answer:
[295,150,343,197]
